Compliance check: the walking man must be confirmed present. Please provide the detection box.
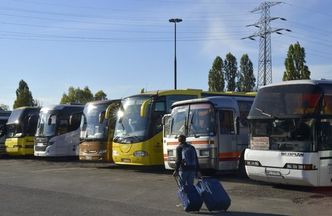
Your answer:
[173,134,201,187]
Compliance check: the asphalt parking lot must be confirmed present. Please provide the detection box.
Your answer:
[0,158,331,216]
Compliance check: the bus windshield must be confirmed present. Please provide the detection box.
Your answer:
[6,124,23,138]
[0,120,7,136]
[114,95,151,144]
[36,111,57,137]
[170,103,215,137]
[249,84,322,119]
[251,118,315,152]
[6,109,24,138]
[81,103,109,140]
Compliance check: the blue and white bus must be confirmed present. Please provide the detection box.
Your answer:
[34,104,84,157]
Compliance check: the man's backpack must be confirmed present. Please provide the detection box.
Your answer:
[181,144,197,167]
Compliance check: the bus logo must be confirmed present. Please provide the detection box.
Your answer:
[281,152,304,157]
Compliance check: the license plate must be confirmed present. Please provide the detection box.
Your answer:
[121,158,131,163]
[37,143,44,146]
[265,170,282,176]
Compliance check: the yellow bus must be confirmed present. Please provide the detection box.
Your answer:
[79,100,120,161]
[112,89,255,166]
[5,107,40,156]
[0,110,11,155]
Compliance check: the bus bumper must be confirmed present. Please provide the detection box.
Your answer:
[245,165,319,186]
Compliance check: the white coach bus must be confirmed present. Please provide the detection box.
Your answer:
[245,80,332,186]
[163,95,254,173]
[34,104,84,157]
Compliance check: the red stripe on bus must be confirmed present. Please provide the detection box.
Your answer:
[218,152,241,161]
[167,140,213,145]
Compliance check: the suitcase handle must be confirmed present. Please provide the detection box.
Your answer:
[197,178,213,194]
[174,176,181,188]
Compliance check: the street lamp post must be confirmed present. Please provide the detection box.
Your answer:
[169,18,182,90]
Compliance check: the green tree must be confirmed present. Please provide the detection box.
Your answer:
[60,86,94,104]
[94,90,107,101]
[283,42,311,81]
[13,80,35,108]
[208,56,224,92]
[140,88,145,93]
[237,54,256,92]
[224,53,238,91]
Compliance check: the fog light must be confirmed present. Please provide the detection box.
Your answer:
[113,150,119,156]
[133,150,148,157]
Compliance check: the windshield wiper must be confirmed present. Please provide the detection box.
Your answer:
[255,107,278,119]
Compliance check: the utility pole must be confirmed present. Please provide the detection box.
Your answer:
[242,1,291,88]
[169,18,182,90]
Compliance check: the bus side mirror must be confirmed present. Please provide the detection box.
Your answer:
[99,111,106,123]
[162,114,171,126]
[140,100,151,117]
[235,117,240,135]
[69,115,73,126]
[105,102,121,120]
[28,115,38,128]
[105,104,112,120]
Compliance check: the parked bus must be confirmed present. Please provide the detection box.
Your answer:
[112,89,255,166]
[245,80,332,186]
[163,96,254,173]
[79,100,120,161]
[112,89,205,166]
[5,107,40,156]
[0,110,11,155]
[34,104,83,157]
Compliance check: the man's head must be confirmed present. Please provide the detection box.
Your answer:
[178,134,186,143]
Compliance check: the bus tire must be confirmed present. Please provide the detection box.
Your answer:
[238,151,248,178]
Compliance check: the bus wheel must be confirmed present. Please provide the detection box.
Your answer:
[238,153,248,178]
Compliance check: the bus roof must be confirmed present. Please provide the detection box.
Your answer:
[123,89,203,99]
[85,99,120,106]
[171,96,254,109]
[259,79,332,90]
[7,107,40,124]
[40,104,84,113]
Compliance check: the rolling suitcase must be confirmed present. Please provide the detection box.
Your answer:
[196,177,231,211]
[175,176,203,212]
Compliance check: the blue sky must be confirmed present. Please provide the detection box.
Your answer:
[1,0,331,109]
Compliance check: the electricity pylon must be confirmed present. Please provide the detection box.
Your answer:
[242,1,291,88]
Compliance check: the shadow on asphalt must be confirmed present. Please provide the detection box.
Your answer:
[272,184,332,197]
[193,211,286,216]
[98,164,173,175]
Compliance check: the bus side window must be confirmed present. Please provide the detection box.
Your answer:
[69,113,82,132]
[219,110,235,134]
[319,120,332,150]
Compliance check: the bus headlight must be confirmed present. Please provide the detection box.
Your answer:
[245,160,261,166]
[284,163,315,170]
[199,149,209,157]
[113,150,119,156]
[133,150,148,157]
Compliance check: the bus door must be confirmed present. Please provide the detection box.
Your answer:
[218,108,238,170]
[318,119,332,186]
